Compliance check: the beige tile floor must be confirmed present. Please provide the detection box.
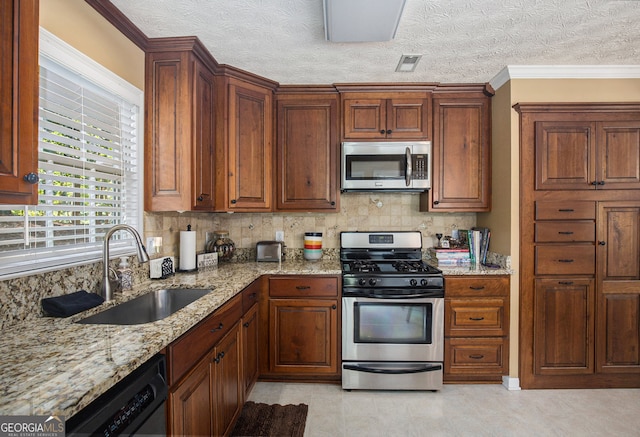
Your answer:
[247,381,640,437]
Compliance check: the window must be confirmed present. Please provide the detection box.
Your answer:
[0,29,143,279]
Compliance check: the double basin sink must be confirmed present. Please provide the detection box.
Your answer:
[77,288,211,325]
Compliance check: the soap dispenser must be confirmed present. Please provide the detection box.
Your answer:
[117,257,134,291]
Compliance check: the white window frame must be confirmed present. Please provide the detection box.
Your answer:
[0,28,144,280]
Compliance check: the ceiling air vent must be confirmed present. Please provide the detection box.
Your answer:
[396,55,422,72]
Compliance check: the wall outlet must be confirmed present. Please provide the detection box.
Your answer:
[146,237,162,255]
[275,230,284,241]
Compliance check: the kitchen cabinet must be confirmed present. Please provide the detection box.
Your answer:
[444,275,509,383]
[339,89,431,140]
[535,119,640,191]
[144,40,216,212]
[241,279,261,397]
[167,293,244,436]
[215,74,275,211]
[0,0,39,205]
[261,275,340,380]
[275,87,339,211]
[420,94,491,212]
[516,102,640,389]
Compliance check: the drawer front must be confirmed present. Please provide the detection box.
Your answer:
[535,221,595,242]
[269,276,338,298]
[168,293,242,384]
[445,337,507,375]
[535,201,596,220]
[445,276,509,297]
[535,246,595,275]
[242,280,261,313]
[445,298,507,336]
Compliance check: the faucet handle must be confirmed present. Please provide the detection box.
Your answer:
[108,267,121,293]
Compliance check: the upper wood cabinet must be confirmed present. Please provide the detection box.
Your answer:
[339,90,431,140]
[275,88,339,211]
[422,94,491,212]
[535,118,640,191]
[145,42,216,212]
[0,0,39,205]
[216,75,275,211]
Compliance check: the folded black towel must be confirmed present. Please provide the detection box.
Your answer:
[41,290,104,318]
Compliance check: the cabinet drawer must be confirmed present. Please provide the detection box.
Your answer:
[535,246,595,275]
[168,293,242,384]
[535,201,596,220]
[445,298,507,336]
[535,221,595,242]
[445,276,509,297]
[269,276,338,298]
[445,337,507,375]
[242,280,261,313]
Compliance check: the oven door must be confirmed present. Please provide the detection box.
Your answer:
[342,295,443,362]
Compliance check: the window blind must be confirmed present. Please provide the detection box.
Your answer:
[0,35,142,279]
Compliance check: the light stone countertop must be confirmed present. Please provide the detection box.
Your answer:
[0,259,510,418]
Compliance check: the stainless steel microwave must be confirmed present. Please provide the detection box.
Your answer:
[341,141,431,192]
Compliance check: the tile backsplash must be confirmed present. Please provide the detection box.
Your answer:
[1,192,476,328]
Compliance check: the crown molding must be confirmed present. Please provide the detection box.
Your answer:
[490,65,640,90]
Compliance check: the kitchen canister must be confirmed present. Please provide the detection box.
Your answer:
[303,232,323,261]
[207,231,235,261]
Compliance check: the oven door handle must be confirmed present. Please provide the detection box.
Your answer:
[405,147,412,186]
[343,363,442,375]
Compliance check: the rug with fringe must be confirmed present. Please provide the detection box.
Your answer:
[230,401,308,437]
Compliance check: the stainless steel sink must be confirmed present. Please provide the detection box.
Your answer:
[76,288,211,325]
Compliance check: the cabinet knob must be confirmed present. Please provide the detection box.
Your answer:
[332,304,337,310]
[386,129,392,134]
[23,173,39,184]
[197,196,204,202]
[210,322,224,332]
[598,241,606,246]
[433,200,440,205]
[591,181,598,186]
[231,199,237,204]
[598,181,605,186]
[330,201,336,206]
[380,129,386,134]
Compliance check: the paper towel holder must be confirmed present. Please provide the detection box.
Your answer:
[177,224,198,273]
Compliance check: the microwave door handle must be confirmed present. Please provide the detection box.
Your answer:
[405,147,412,186]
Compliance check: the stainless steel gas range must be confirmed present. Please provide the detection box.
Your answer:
[340,231,444,391]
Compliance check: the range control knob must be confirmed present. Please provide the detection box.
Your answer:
[421,279,429,286]
[368,278,378,286]
[358,279,367,286]
[410,279,418,287]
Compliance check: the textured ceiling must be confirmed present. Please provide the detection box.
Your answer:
[110,0,640,85]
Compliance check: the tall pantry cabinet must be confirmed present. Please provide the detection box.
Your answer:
[516,103,640,389]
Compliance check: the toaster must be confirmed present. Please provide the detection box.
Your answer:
[256,241,284,262]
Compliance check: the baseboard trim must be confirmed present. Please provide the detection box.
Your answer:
[502,376,521,391]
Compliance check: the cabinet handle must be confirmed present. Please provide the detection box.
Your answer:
[243,321,250,328]
[23,173,39,184]
[598,181,605,186]
[248,292,257,300]
[332,304,337,310]
[558,231,574,235]
[296,285,311,290]
[433,200,440,205]
[380,129,386,134]
[231,199,237,204]
[469,286,485,291]
[469,354,485,360]
[214,351,225,363]
[330,201,336,206]
[558,259,574,263]
[210,322,224,332]
[197,196,204,202]
[386,129,392,134]
[591,181,598,186]
[558,281,574,285]
[558,209,574,212]
[469,317,485,321]
[598,241,606,246]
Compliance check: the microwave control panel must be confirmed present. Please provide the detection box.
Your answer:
[412,154,428,180]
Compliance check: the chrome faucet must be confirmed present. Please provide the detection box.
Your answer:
[102,224,150,301]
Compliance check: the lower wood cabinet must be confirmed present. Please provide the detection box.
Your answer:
[260,275,340,381]
[168,279,262,437]
[444,275,509,383]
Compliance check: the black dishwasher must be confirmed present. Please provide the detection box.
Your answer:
[66,353,167,436]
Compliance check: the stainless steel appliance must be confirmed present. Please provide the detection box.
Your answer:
[341,141,431,192]
[341,231,444,390]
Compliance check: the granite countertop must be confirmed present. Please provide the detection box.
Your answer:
[0,259,510,418]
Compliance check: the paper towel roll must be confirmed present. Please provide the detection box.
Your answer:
[180,230,197,271]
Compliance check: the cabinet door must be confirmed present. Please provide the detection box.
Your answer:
[169,356,213,436]
[429,98,490,211]
[212,322,243,437]
[242,303,259,396]
[226,79,272,211]
[534,278,595,375]
[597,202,640,373]
[0,0,39,205]
[145,51,193,211]
[342,98,386,139]
[597,121,640,189]
[386,98,430,139]
[535,121,596,190]
[192,60,216,211]
[269,298,339,375]
[276,95,339,211]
